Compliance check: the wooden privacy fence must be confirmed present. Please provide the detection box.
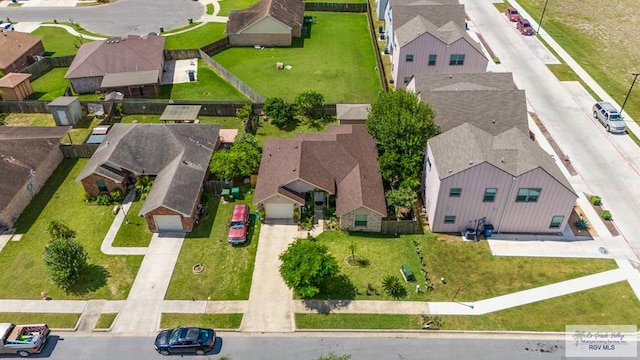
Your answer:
[199,50,265,103]
[304,2,367,12]
[20,55,74,81]
[381,219,417,235]
[120,99,249,116]
[60,144,100,158]
[365,0,389,92]
[203,180,227,195]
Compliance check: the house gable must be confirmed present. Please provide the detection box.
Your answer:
[241,16,292,34]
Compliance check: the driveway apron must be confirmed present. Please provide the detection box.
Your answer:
[242,221,298,332]
[111,232,184,333]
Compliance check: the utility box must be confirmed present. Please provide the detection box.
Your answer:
[48,96,83,126]
[483,224,494,238]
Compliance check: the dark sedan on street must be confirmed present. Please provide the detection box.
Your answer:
[154,327,216,356]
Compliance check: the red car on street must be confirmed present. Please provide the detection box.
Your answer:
[505,7,519,22]
[517,15,534,35]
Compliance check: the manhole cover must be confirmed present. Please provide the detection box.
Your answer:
[598,247,609,255]
[192,263,205,273]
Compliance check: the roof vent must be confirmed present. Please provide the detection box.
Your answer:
[448,169,452,173]
[449,75,453,79]
[501,157,505,163]
[468,160,473,165]
[492,119,496,124]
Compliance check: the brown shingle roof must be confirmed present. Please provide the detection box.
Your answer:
[0,73,31,88]
[0,32,42,70]
[226,0,304,34]
[65,35,165,80]
[0,126,71,215]
[412,73,529,135]
[428,123,576,195]
[254,125,387,216]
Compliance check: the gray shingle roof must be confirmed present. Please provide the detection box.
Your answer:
[65,35,165,80]
[0,126,71,214]
[77,123,220,216]
[391,4,465,29]
[428,123,576,195]
[412,73,529,135]
[395,18,482,55]
[254,125,387,216]
[225,0,304,34]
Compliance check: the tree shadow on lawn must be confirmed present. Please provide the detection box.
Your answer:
[347,231,399,239]
[187,195,221,238]
[14,158,79,235]
[66,263,110,296]
[302,274,357,313]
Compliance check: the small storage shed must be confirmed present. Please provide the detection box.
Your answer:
[0,73,33,101]
[336,104,371,125]
[48,96,83,126]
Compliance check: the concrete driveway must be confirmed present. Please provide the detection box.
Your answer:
[241,221,298,332]
[463,0,640,260]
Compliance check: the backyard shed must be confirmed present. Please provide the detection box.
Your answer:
[48,96,83,126]
[336,104,371,124]
[160,105,202,123]
[0,73,33,101]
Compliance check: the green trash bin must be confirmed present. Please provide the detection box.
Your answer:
[159,26,164,33]
[188,17,193,24]
[221,188,230,201]
[231,187,240,199]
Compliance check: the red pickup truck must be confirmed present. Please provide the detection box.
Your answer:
[0,323,50,357]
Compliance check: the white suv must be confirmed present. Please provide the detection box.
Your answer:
[592,102,627,134]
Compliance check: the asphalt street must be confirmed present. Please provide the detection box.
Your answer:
[1,0,204,35]
[40,334,572,360]
[462,0,640,258]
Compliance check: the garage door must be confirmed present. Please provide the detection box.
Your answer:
[154,215,183,231]
[265,203,293,219]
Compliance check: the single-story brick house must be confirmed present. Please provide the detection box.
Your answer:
[254,124,387,232]
[0,31,44,74]
[76,123,220,233]
[226,0,304,47]
[65,35,165,96]
[424,123,577,234]
[0,126,71,230]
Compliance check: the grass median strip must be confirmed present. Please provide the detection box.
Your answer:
[0,313,80,329]
[94,313,117,330]
[111,194,153,248]
[160,313,243,329]
[296,281,640,331]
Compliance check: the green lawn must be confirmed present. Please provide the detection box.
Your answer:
[160,313,243,329]
[29,68,71,100]
[163,23,227,50]
[31,26,92,56]
[94,313,117,329]
[0,313,80,329]
[515,0,640,124]
[111,194,153,247]
[159,61,249,101]
[218,0,260,16]
[312,232,617,301]
[0,159,142,299]
[165,189,259,300]
[297,281,640,331]
[213,12,382,103]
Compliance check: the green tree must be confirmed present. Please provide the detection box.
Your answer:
[366,90,438,189]
[279,238,339,298]
[209,142,261,181]
[263,97,295,129]
[135,175,154,199]
[234,132,259,149]
[381,275,406,299]
[0,113,7,126]
[43,237,89,292]
[47,220,76,240]
[295,90,325,119]
[385,186,417,219]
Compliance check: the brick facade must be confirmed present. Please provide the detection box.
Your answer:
[70,76,103,95]
[81,173,127,196]
[144,190,201,232]
[0,40,45,74]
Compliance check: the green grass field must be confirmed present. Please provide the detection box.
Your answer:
[160,313,243,329]
[0,159,142,300]
[163,23,227,50]
[312,232,616,301]
[31,26,92,56]
[111,194,153,247]
[159,61,249,101]
[165,190,259,300]
[29,68,71,100]
[0,313,80,329]
[213,12,382,103]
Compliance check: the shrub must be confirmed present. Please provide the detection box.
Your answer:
[574,217,589,231]
[95,194,112,205]
[382,275,406,299]
[589,195,602,206]
[109,188,125,203]
[0,113,7,125]
[601,210,612,220]
[43,238,88,292]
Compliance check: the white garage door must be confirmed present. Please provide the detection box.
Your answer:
[265,203,293,219]
[154,215,183,231]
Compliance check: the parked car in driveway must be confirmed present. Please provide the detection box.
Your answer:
[154,327,215,356]
[505,7,519,22]
[517,16,534,35]
[593,102,627,133]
